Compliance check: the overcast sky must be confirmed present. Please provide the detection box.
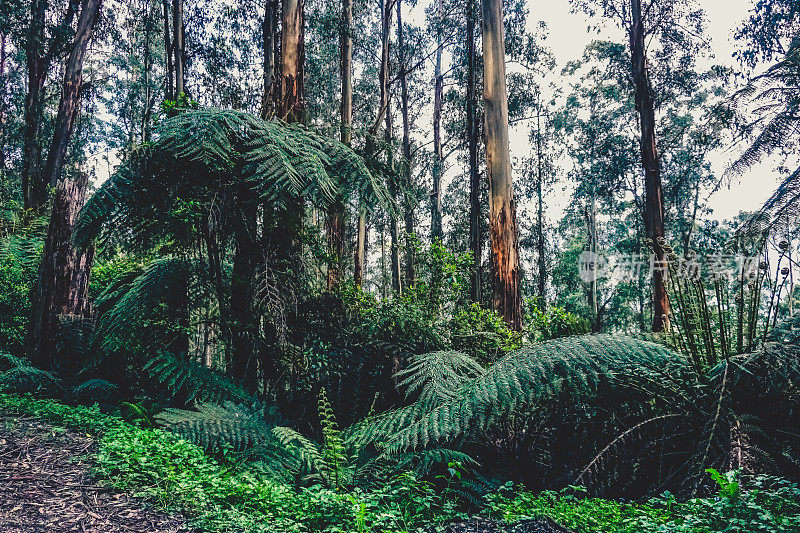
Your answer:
[506,0,780,223]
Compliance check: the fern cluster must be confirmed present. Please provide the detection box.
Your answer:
[349,332,800,498]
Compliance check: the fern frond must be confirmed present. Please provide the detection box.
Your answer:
[157,401,281,453]
[74,110,386,251]
[396,351,485,406]
[144,351,251,404]
[357,335,687,454]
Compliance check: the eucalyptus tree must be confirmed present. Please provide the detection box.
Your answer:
[30,0,103,372]
[570,0,710,332]
[22,0,100,210]
[481,0,521,330]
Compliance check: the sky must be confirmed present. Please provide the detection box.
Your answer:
[506,0,781,223]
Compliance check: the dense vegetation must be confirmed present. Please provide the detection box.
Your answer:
[0,0,799,531]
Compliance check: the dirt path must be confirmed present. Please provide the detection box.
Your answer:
[0,414,193,532]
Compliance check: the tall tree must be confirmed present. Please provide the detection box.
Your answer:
[570,0,710,331]
[356,0,394,288]
[172,0,185,96]
[260,0,278,119]
[30,0,103,371]
[278,0,305,122]
[629,0,669,331]
[163,0,173,100]
[430,0,443,241]
[22,0,49,210]
[397,0,414,286]
[326,0,351,289]
[534,99,547,307]
[466,0,480,301]
[481,0,522,330]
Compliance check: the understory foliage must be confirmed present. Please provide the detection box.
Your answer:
[3,394,800,533]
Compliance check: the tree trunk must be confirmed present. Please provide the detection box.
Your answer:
[354,208,366,287]
[326,0,351,290]
[279,0,305,123]
[30,0,102,371]
[535,105,546,308]
[728,418,754,474]
[22,0,48,210]
[163,0,173,100]
[230,201,259,392]
[397,0,415,286]
[630,0,670,332]
[0,34,7,174]
[339,0,352,145]
[431,0,444,241]
[172,0,184,96]
[260,0,278,119]
[481,0,521,330]
[386,77,401,294]
[356,0,392,288]
[30,173,94,372]
[467,0,481,302]
[43,0,102,196]
[277,0,305,266]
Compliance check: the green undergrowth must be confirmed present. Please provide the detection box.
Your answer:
[1,393,800,532]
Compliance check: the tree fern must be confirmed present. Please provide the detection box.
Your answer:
[0,353,63,395]
[73,110,390,251]
[354,335,688,454]
[157,401,282,452]
[144,351,251,404]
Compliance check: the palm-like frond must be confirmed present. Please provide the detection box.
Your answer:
[738,166,800,239]
[93,256,193,357]
[157,401,283,452]
[144,351,252,404]
[396,351,486,405]
[731,38,800,237]
[73,110,387,251]
[354,335,689,454]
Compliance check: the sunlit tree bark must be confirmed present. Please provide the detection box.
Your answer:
[481,0,522,330]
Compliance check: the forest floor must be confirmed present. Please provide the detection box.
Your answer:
[0,413,192,532]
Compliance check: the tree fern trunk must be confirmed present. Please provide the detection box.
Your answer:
[728,418,754,475]
[230,201,259,392]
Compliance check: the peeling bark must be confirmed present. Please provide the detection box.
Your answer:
[279,0,305,123]
[482,0,521,330]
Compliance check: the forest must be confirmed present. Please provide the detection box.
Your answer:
[0,0,799,531]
